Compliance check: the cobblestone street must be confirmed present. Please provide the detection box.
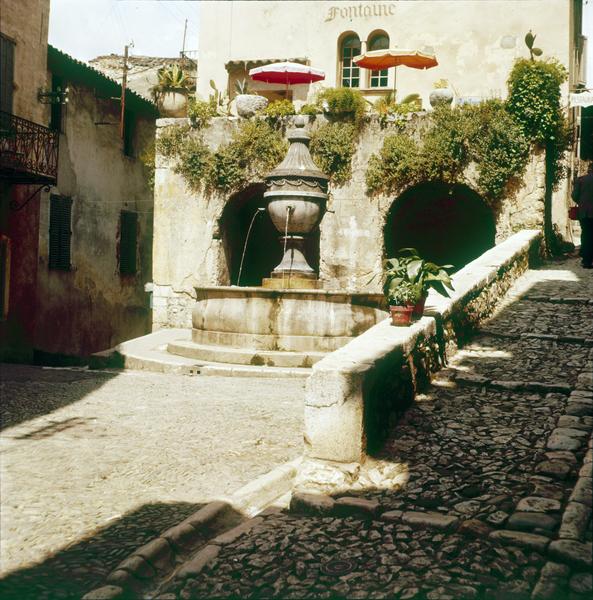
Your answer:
[0,370,304,599]
[168,257,592,600]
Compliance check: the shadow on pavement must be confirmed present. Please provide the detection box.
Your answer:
[0,501,206,600]
[0,365,117,431]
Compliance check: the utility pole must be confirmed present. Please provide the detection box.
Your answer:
[120,43,130,141]
[180,18,188,70]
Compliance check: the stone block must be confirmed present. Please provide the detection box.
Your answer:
[116,555,155,580]
[507,511,559,533]
[489,530,550,552]
[211,517,263,546]
[516,497,561,513]
[556,416,590,431]
[553,427,589,439]
[569,573,592,594]
[579,462,592,478]
[546,432,583,451]
[290,492,335,515]
[569,477,592,507]
[548,539,593,568]
[535,460,571,480]
[381,510,403,522]
[82,586,125,600]
[174,545,221,580]
[162,522,201,552]
[334,496,380,518]
[135,537,174,572]
[566,402,593,417]
[401,511,459,531]
[559,502,591,541]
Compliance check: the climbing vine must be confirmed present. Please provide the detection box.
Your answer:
[366,101,529,203]
[310,123,357,187]
[156,120,287,194]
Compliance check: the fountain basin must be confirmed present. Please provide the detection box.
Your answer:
[186,286,386,354]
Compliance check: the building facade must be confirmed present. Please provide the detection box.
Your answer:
[1,0,157,362]
[198,0,586,108]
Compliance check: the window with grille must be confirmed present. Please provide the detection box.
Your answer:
[119,211,138,275]
[49,195,72,270]
[368,33,390,88]
[340,34,361,88]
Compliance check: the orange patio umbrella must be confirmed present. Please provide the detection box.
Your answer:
[353,48,438,92]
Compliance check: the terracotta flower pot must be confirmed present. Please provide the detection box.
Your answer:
[389,305,414,326]
[412,294,428,321]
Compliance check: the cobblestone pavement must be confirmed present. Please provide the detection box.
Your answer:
[0,369,304,599]
[169,257,593,600]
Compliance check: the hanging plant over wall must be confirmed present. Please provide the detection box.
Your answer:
[310,122,358,187]
[155,120,287,194]
[365,102,529,203]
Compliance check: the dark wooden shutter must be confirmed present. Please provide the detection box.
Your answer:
[50,74,63,132]
[49,195,72,270]
[123,109,135,157]
[0,35,15,114]
[581,106,593,161]
[119,211,137,275]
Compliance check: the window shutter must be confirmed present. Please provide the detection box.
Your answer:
[49,195,72,270]
[119,211,137,275]
[581,106,593,161]
[0,35,15,114]
[0,236,10,319]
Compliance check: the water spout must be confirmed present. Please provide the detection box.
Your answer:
[282,205,294,287]
[236,207,266,286]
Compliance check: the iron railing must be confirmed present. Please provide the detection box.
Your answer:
[0,111,59,185]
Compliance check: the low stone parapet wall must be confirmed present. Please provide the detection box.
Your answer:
[304,229,543,464]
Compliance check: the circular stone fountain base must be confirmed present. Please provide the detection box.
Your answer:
[167,286,387,368]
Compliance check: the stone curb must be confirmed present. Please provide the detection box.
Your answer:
[453,372,573,395]
[479,328,593,347]
[82,458,301,599]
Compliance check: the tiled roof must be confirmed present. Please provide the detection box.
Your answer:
[225,57,309,72]
[47,45,158,117]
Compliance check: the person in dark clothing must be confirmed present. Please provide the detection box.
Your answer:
[572,162,593,268]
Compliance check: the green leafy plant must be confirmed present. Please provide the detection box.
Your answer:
[316,87,367,123]
[310,122,357,186]
[234,78,251,96]
[187,98,217,129]
[300,103,322,116]
[151,65,191,101]
[261,99,296,123]
[160,120,288,194]
[433,79,450,89]
[382,248,454,305]
[366,102,529,202]
[507,54,570,252]
[385,280,422,306]
[524,30,543,60]
[371,91,422,126]
[209,80,231,116]
[139,142,155,190]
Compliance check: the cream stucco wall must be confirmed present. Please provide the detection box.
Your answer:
[198,0,573,108]
[1,0,50,124]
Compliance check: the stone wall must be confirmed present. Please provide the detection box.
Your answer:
[152,115,551,329]
[303,229,543,464]
[33,80,155,357]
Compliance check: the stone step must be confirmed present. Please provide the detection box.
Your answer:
[167,339,325,369]
[91,329,312,378]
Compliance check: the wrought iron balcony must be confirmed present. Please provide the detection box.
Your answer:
[0,111,59,185]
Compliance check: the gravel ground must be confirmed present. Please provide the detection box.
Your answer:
[0,368,304,598]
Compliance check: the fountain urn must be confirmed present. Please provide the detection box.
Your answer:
[264,116,329,284]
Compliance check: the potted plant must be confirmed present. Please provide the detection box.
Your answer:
[386,281,423,326]
[429,79,454,108]
[383,248,454,326]
[152,65,192,117]
[233,78,268,118]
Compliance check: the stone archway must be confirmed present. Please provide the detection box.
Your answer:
[220,185,321,287]
[384,182,496,269]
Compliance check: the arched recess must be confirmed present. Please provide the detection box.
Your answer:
[219,184,320,286]
[384,182,496,270]
[366,30,390,88]
[337,31,361,88]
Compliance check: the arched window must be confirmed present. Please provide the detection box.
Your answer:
[339,34,361,88]
[368,32,389,88]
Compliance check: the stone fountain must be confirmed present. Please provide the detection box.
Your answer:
[167,117,386,371]
[262,117,329,289]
